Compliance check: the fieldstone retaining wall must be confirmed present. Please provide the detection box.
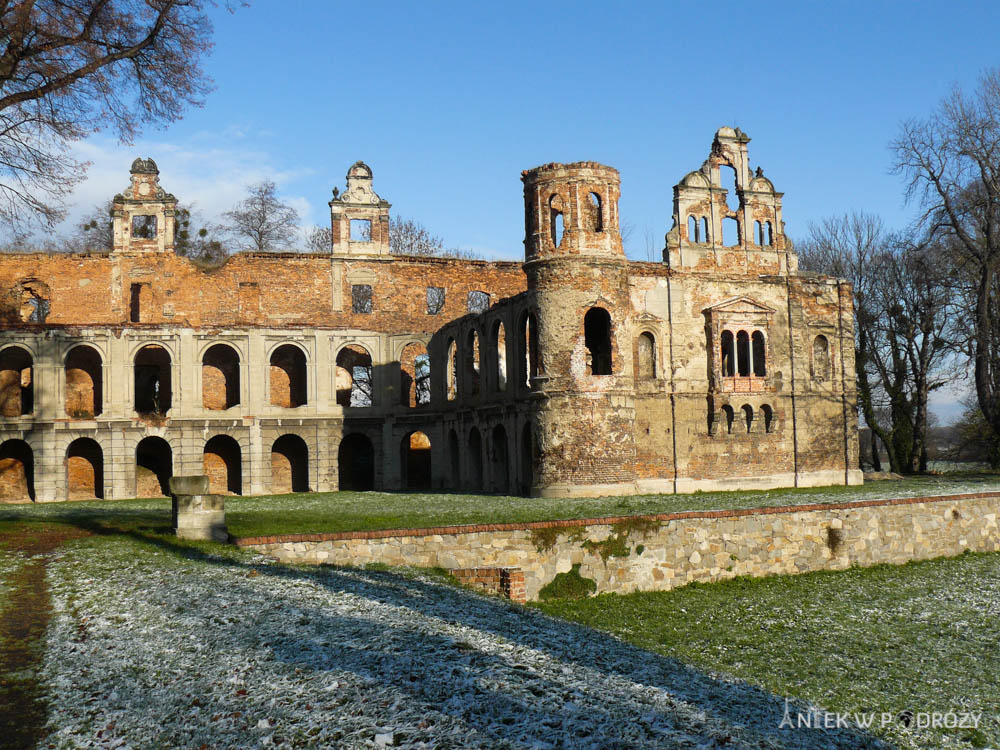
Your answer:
[235,492,1000,601]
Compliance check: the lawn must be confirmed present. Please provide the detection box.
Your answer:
[535,550,1000,749]
[0,472,996,540]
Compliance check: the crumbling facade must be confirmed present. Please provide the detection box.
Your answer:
[0,128,860,502]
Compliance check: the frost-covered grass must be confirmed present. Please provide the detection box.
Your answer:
[39,533,886,749]
[536,551,1000,750]
[0,473,997,539]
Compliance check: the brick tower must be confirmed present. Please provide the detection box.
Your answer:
[521,162,637,497]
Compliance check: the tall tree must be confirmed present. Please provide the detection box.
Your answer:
[0,0,224,229]
[892,68,1000,455]
[389,216,481,259]
[223,180,299,253]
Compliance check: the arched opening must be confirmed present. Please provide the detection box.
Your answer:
[65,346,103,418]
[465,329,481,397]
[766,221,774,246]
[736,331,751,376]
[752,331,767,376]
[491,424,509,494]
[721,216,740,247]
[204,435,241,495]
[520,422,533,496]
[587,192,603,232]
[134,345,171,415]
[335,344,372,407]
[467,291,490,314]
[0,439,34,502]
[67,438,103,500]
[445,339,458,401]
[338,433,374,491]
[720,330,735,377]
[468,427,483,491]
[448,429,460,488]
[549,194,564,248]
[401,431,432,490]
[271,434,309,494]
[721,164,740,212]
[493,321,507,392]
[754,220,763,245]
[584,307,613,375]
[519,312,538,388]
[135,436,171,497]
[722,405,735,435]
[0,346,33,417]
[688,215,698,242]
[761,404,775,433]
[270,344,307,408]
[399,342,431,407]
[813,335,831,381]
[701,216,709,243]
[202,344,240,410]
[637,332,656,379]
[741,404,754,434]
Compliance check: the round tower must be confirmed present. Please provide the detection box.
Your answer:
[520,162,637,497]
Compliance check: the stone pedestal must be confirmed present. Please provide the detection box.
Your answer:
[170,475,228,541]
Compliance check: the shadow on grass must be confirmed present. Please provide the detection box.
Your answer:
[16,506,895,749]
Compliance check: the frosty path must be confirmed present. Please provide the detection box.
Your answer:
[36,534,888,749]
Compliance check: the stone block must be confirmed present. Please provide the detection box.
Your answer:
[169,475,210,495]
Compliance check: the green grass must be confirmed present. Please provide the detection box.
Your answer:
[0,472,997,539]
[534,550,1000,749]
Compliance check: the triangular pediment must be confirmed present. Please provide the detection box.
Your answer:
[703,296,776,316]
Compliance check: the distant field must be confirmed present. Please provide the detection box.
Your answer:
[0,473,997,539]
[535,550,1000,749]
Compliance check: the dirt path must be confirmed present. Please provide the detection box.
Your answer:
[0,529,89,750]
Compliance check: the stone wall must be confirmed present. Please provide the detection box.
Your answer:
[236,492,1000,601]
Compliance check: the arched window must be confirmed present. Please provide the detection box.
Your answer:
[491,424,509,494]
[134,345,171,415]
[135,436,171,497]
[720,331,735,377]
[736,331,750,376]
[335,345,372,407]
[0,439,34,502]
[688,215,698,242]
[67,437,103,500]
[752,331,766,376]
[549,194,564,248]
[722,405,735,435]
[0,346,33,417]
[766,221,774,246]
[204,435,242,495]
[401,431,432,490]
[270,344,307,408]
[701,216,709,243]
[465,329,481,397]
[722,216,739,246]
[813,335,831,381]
[493,321,507,392]
[587,192,603,232]
[271,434,309,493]
[741,404,754,434]
[202,344,240,410]
[754,220,763,245]
[399,342,430,407]
[519,312,538,388]
[338,433,374,490]
[468,427,484,491]
[65,346,103,418]
[637,332,656,379]
[761,404,774,433]
[584,307,613,375]
[446,339,458,401]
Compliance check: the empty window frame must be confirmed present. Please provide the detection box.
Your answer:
[720,330,735,377]
[736,331,751,376]
[427,286,445,315]
[351,284,373,314]
[586,192,603,232]
[467,290,490,314]
[637,332,656,379]
[350,219,372,241]
[741,404,753,433]
[131,215,156,239]
[752,331,766,376]
[549,194,564,248]
[584,307,613,375]
[761,403,775,433]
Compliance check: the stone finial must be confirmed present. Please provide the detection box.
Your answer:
[130,157,159,175]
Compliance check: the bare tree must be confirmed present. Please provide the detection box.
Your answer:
[174,203,226,264]
[0,0,226,229]
[305,225,331,253]
[71,201,115,252]
[223,180,300,253]
[892,68,1000,456]
[389,215,482,260]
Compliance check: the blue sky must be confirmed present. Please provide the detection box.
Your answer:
[62,0,1000,419]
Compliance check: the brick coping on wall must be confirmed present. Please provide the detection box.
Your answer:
[232,491,1000,547]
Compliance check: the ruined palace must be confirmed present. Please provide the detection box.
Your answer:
[0,128,861,503]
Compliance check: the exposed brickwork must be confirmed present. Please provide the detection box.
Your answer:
[450,567,527,602]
